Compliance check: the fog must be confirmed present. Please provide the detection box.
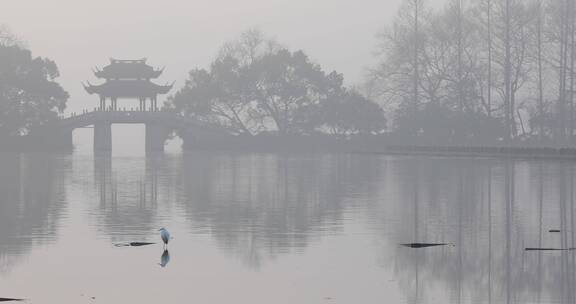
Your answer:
[5,0,439,114]
[4,0,448,153]
[5,1,576,303]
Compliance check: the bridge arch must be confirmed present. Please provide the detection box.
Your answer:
[50,110,221,153]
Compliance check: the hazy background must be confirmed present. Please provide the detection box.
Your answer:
[3,0,444,154]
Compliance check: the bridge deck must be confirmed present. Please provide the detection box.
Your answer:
[56,110,204,131]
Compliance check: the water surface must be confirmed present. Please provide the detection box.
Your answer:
[0,152,575,303]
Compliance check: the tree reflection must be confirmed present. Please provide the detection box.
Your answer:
[76,151,576,303]
[377,157,576,304]
[178,151,382,268]
[0,153,67,273]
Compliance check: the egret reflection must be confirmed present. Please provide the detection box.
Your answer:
[159,249,170,268]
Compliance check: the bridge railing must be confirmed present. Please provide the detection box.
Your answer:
[58,107,185,121]
[55,107,204,131]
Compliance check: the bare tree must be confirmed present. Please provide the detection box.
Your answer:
[370,0,429,115]
[456,0,465,113]
[0,25,19,47]
[570,0,576,143]
[372,0,540,143]
[536,0,544,142]
[552,0,576,144]
[218,28,281,66]
[413,0,423,111]
[503,0,512,141]
[488,0,493,118]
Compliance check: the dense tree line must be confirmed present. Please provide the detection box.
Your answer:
[370,0,576,146]
[168,30,386,137]
[6,0,576,149]
[0,27,68,138]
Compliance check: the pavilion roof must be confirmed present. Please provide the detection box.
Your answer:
[94,58,164,79]
[83,79,174,98]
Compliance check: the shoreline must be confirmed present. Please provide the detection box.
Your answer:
[4,135,576,159]
[185,136,576,159]
[187,145,576,160]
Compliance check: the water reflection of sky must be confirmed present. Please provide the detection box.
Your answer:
[0,152,575,303]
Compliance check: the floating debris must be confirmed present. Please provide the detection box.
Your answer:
[0,298,24,302]
[549,229,562,233]
[129,242,155,247]
[400,243,453,248]
[525,247,575,251]
[114,242,156,247]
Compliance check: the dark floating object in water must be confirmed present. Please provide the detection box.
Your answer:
[129,242,155,247]
[525,247,575,251]
[114,242,156,247]
[549,229,562,233]
[0,298,24,302]
[400,243,452,248]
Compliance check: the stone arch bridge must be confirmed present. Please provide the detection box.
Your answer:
[40,109,224,153]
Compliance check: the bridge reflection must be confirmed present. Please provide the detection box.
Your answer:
[92,153,162,242]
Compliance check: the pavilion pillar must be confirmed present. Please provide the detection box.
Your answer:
[94,122,112,152]
[145,123,168,153]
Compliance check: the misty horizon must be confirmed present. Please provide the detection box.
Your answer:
[4,0,450,113]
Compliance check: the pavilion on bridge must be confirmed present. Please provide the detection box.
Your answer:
[83,58,173,111]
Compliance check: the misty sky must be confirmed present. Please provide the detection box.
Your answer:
[4,0,443,153]
[5,0,443,113]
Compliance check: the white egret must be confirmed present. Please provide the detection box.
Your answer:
[159,228,171,249]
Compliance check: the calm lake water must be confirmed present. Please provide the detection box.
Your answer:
[1,151,576,304]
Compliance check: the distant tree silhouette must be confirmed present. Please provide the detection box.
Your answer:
[371,0,576,146]
[169,57,257,135]
[0,29,68,138]
[169,29,384,136]
[394,102,505,145]
[248,49,342,135]
[321,90,386,136]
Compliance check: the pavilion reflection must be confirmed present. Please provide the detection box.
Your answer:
[92,153,161,242]
[0,153,67,273]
